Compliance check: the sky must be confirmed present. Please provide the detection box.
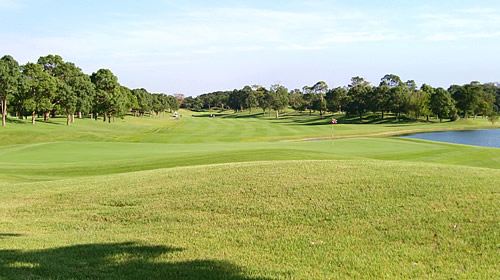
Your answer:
[1,0,499,96]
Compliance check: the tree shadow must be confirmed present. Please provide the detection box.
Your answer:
[0,233,22,239]
[0,242,269,280]
[5,118,26,125]
[220,112,265,119]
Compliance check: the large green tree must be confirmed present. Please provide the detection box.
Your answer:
[451,82,481,118]
[132,88,152,116]
[269,84,289,119]
[430,87,456,122]
[311,81,328,117]
[22,63,57,124]
[346,76,371,121]
[0,55,21,126]
[91,69,120,122]
[326,87,348,114]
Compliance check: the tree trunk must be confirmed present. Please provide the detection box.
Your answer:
[276,110,279,119]
[103,113,107,122]
[1,98,6,127]
[32,111,36,124]
[51,110,56,118]
[381,111,384,120]
[426,115,429,122]
[66,114,71,126]
[359,112,363,122]
[44,111,50,121]
[113,116,115,122]
[78,112,82,119]
[71,114,75,123]
[108,114,111,123]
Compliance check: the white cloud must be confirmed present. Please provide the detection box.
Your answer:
[418,8,500,41]
[73,6,401,58]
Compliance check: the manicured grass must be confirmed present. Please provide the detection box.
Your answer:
[1,161,498,279]
[0,110,499,279]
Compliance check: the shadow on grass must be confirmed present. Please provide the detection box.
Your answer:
[0,242,268,280]
[5,118,26,125]
[220,112,265,119]
[0,233,22,239]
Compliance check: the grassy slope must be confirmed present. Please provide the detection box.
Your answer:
[0,112,498,184]
[1,161,498,279]
[0,111,499,279]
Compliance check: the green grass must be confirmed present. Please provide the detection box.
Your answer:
[0,110,499,279]
[1,161,499,279]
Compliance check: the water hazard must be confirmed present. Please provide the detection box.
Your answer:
[399,129,500,148]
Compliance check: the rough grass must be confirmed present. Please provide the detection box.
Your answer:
[1,161,498,279]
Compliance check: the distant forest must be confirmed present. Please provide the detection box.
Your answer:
[183,77,500,122]
[1,54,499,127]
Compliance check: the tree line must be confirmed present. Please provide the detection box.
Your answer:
[2,54,499,127]
[0,54,180,127]
[183,75,500,122]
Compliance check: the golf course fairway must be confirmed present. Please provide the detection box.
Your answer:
[0,111,498,279]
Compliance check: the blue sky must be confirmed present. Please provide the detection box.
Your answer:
[1,0,499,96]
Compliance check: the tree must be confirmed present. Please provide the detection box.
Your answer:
[0,55,21,126]
[311,81,328,117]
[71,69,95,119]
[37,54,68,121]
[326,87,348,114]
[381,74,403,88]
[54,62,95,123]
[419,84,435,121]
[228,89,246,112]
[345,76,371,121]
[289,89,305,112]
[390,86,409,120]
[22,63,57,124]
[488,111,498,124]
[302,86,316,115]
[37,54,64,77]
[429,87,456,122]
[406,80,427,121]
[91,69,120,122]
[174,94,184,107]
[474,90,495,118]
[56,80,77,125]
[370,82,390,119]
[269,84,289,118]
[243,86,258,113]
[451,82,481,118]
[257,87,272,116]
[167,95,179,113]
[132,88,152,116]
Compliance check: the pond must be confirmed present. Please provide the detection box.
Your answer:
[399,129,500,148]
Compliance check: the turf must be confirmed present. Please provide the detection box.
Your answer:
[0,111,499,279]
[1,161,498,279]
